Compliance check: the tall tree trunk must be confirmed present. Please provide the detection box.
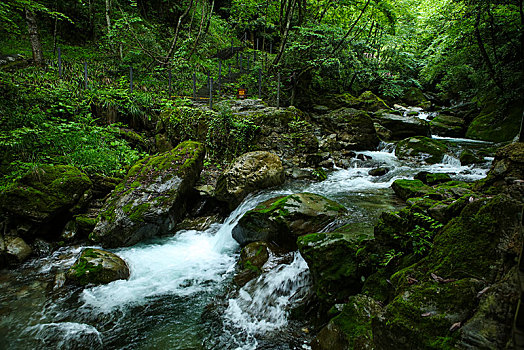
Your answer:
[164,0,194,65]
[474,8,503,91]
[272,0,297,67]
[204,0,214,35]
[106,0,112,42]
[25,8,44,66]
[187,1,207,60]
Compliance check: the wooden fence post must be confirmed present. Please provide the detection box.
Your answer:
[277,72,280,108]
[58,47,62,79]
[193,72,196,100]
[218,60,222,95]
[209,77,213,109]
[258,68,262,99]
[168,69,172,94]
[84,62,88,90]
[129,66,133,93]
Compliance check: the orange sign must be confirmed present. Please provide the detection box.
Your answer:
[237,88,247,99]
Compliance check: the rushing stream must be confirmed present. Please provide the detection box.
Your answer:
[0,135,494,349]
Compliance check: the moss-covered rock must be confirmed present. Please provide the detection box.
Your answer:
[66,248,130,286]
[358,91,390,112]
[414,171,452,186]
[480,142,524,189]
[232,193,347,250]
[298,229,372,305]
[234,241,271,286]
[373,112,431,140]
[372,194,522,349]
[90,141,205,248]
[391,179,435,201]
[0,165,92,238]
[459,149,483,166]
[315,108,380,151]
[429,114,465,137]
[402,87,431,109]
[215,151,285,210]
[465,103,522,142]
[311,295,382,350]
[395,136,449,164]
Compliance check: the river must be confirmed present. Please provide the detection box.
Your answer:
[0,137,493,349]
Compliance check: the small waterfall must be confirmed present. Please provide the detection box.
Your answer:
[221,253,311,350]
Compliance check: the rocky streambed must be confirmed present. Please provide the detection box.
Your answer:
[0,93,522,349]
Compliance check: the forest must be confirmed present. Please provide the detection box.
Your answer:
[0,0,523,349]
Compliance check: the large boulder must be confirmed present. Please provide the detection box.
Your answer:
[373,112,431,140]
[232,193,347,250]
[90,141,205,248]
[395,136,449,164]
[66,248,130,286]
[429,114,466,137]
[465,103,522,142]
[401,87,431,109]
[0,165,92,238]
[372,195,522,349]
[298,228,372,305]
[215,151,285,210]
[481,142,524,189]
[314,108,380,150]
[358,91,390,112]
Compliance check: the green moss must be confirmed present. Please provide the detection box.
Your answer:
[395,136,449,164]
[466,103,521,142]
[391,179,435,201]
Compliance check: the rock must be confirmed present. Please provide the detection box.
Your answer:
[315,108,380,151]
[430,114,465,137]
[395,136,449,164]
[66,248,130,286]
[74,215,98,237]
[368,167,390,177]
[391,179,435,201]
[89,174,121,199]
[5,236,32,264]
[215,151,285,210]
[373,112,431,140]
[402,87,431,109]
[414,171,452,185]
[356,154,372,161]
[373,195,522,349]
[0,165,92,238]
[155,133,173,153]
[459,149,483,166]
[234,241,271,286]
[374,122,393,141]
[465,103,522,142]
[176,214,221,231]
[358,91,390,112]
[298,229,372,305]
[312,295,382,350]
[90,141,205,248]
[457,267,519,349]
[480,142,524,189]
[232,193,347,250]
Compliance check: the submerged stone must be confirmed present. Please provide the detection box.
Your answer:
[66,248,130,286]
